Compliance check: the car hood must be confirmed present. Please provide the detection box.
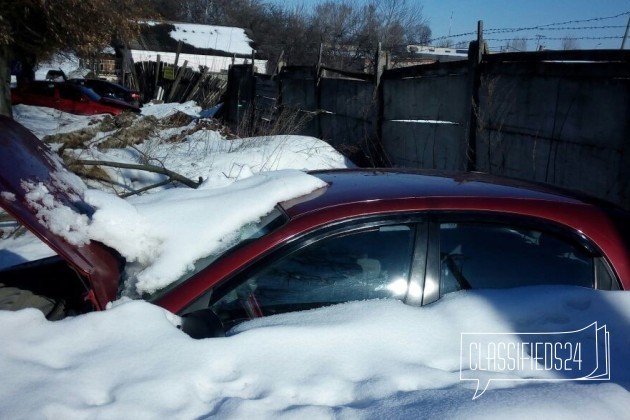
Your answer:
[0,116,121,309]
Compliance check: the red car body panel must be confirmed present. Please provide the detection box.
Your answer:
[1,117,629,314]
[0,116,121,309]
[11,81,140,116]
[155,171,630,313]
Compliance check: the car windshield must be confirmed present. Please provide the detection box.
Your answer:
[79,86,101,101]
[146,207,288,300]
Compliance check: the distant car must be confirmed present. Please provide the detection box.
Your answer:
[68,78,142,107]
[11,81,140,116]
[44,69,67,82]
[0,117,629,338]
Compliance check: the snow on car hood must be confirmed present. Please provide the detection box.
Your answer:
[0,116,121,309]
[0,116,328,301]
[85,169,327,295]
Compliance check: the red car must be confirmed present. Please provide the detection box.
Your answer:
[68,78,142,108]
[1,117,629,337]
[11,81,140,116]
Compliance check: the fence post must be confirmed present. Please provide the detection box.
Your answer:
[374,42,386,166]
[316,43,324,139]
[622,14,630,49]
[174,41,182,68]
[466,20,484,172]
[166,60,188,102]
[154,54,161,100]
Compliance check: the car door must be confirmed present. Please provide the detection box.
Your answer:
[22,82,56,108]
[422,212,620,304]
[207,216,426,329]
[56,84,83,113]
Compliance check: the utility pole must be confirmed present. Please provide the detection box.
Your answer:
[621,13,630,49]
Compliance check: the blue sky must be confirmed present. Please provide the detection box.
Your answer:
[273,0,630,50]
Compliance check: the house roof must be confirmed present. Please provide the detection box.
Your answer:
[128,22,256,58]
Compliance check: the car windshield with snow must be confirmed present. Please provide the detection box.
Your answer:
[1,116,629,338]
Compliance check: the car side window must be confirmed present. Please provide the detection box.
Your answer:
[439,222,595,295]
[211,224,415,327]
[26,83,55,97]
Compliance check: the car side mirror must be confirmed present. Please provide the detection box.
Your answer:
[179,308,225,339]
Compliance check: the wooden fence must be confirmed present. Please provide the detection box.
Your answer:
[133,61,227,108]
[225,47,630,209]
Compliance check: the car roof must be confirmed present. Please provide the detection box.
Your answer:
[280,169,588,218]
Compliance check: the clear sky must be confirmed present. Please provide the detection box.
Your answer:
[273,0,630,50]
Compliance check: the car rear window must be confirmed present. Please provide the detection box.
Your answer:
[439,222,595,294]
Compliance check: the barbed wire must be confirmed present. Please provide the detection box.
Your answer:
[485,25,626,33]
[429,11,630,43]
[485,36,624,42]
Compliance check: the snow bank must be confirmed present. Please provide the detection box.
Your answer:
[140,101,202,119]
[0,286,628,418]
[12,105,104,139]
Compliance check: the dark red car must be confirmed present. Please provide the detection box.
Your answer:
[68,78,142,108]
[1,116,629,337]
[11,81,140,116]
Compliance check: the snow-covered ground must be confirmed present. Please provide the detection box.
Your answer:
[1,287,628,418]
[1,104,629,418]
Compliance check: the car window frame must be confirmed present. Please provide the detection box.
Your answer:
[183,214,429,316]
[422,211,620,303]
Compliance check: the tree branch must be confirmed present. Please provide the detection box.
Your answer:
[75,160,202,189]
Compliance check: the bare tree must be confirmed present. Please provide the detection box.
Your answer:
[309,1,367,69]
[504,37,528,52]
[309,0,431,70]
[561,35,580,50]
[373,0,430,46]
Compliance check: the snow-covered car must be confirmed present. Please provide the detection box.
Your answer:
[1,116,629,338]
[11,81,140,116]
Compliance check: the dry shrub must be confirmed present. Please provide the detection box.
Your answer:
[159,111,193,128]
[44,129,96,150]
[237,105,312,138]
[97,116,158,149]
